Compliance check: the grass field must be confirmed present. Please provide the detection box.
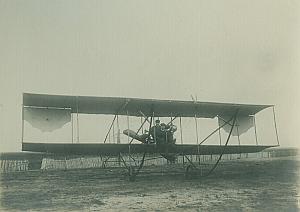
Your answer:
[1,156,299,211]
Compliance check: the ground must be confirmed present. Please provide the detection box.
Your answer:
[1,156,299,211]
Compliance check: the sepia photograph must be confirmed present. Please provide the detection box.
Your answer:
[0,0,299,211]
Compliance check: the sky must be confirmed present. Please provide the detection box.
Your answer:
[0,0,299,151]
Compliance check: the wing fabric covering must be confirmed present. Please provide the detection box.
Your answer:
[23,93,271,118]
[218,116,254,136]
[22,143,274,156]
[24,107,71,132]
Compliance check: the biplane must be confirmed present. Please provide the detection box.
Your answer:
[21,93,279,180]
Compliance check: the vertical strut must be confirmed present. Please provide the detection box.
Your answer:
[253,115,258,145]
[153,112,156,144]
[126,110,133,176]
[71,113,73,143]
[112,117,115,143]
[272,106,280,146]
[179,117,184,164]
[218,128,222,146]
[179,117,183,145]
[116,115,120,144]
[191,95,200,165]
[218,117,222,146]
[236,122,241,158]
[195,115,201,175]
[194,115,200,161]
[127,111,130,156]
[104,115,117,143]
[76,97,79,143]
[21,104,24,145]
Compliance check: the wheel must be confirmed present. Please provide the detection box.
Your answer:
[128,166,136,181]
[185,164,196,179]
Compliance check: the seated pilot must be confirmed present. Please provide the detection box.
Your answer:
[149,120,164,144]
[163,123,177,144]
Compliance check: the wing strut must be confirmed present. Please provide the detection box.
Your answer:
[206,110,239,176]
[199,116,236,145]
[185,110,239,178]
[124,109,154,181]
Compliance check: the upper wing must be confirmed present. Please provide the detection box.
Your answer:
[23,93,271,118]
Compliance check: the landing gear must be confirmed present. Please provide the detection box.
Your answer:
[128,166,136,181]
[185,164,196,179]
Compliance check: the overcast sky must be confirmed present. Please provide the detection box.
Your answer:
[0,0,299,151]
